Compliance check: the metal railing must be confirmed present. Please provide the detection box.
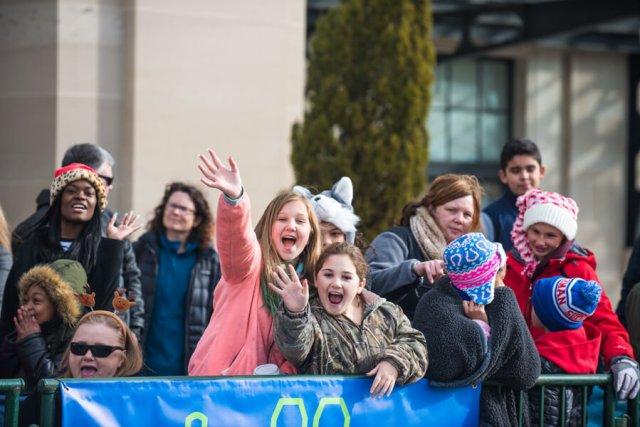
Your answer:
[38,379,59,427]
[0,379,24,427]
[487,374,638,427]
[1,374,638,427]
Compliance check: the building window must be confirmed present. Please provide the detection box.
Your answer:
[427,58,513,200]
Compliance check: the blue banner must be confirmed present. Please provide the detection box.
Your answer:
[59,376,480,426]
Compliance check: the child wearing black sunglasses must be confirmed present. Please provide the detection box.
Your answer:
[0,260,86,389]
[61,310,142,378]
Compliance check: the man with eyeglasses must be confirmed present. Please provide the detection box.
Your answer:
[11,143,145,340]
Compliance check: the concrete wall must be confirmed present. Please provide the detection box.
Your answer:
[523,49,564,192]
[127,0,306,225]
[0,0,306,231]
[521,48,628,300]
[0,0,58,228]
[0,0,125,225]
[56,0,125,211]
[568,52,627,296]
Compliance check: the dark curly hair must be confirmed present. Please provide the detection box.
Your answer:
[147,182,214,249]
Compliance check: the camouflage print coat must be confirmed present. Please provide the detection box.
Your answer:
[274,289,428,384]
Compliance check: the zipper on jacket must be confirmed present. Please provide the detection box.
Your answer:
[183,253,202,370]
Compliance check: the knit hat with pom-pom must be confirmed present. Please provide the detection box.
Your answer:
[531,276,601,331]
[511,189,579,278]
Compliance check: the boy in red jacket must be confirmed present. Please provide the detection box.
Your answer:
[504,188,640,401]
[529,276,602,424]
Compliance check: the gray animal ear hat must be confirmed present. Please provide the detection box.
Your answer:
[293,177,360,244]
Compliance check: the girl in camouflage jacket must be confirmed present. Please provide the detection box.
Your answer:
[271,242,428,397]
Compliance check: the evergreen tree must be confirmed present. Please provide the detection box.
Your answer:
[292,0,436,240]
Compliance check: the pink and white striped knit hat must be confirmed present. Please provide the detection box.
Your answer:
[511,189,579,278]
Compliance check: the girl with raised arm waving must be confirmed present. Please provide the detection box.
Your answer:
[188,149,322,376]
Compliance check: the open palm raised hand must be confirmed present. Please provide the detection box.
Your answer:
[267,264,309,313]
[106,211,142,241]
[197,149,242,199]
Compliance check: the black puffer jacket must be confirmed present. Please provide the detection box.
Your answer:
[134,232,220,370]
[0,319,73,389]
[11,192,145,338]
[1,233,124,341]
[529,358,589,426]
[102,209,144,339]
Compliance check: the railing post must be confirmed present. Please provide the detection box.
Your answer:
[0,379,24,427]
[581,385,588,427]
[38,379,60,427]
[517,390,524,426]
[539,385,545,424]
[604,377,617,427]
[488,374,615,426]
[616,416,630,427]
[629,395,639,427]
[560,385,566,426]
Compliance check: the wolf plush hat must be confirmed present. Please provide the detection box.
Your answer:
[293,177,360,244]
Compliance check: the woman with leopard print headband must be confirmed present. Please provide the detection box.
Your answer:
[0,163,139,342]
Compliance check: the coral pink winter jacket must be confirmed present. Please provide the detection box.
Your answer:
[188,194,296,376]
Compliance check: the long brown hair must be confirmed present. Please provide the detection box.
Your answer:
[60,310,143,377]
[400,174,483,231]
[255,191,322,313]
[0,203,10,254]
[147,182,215,250]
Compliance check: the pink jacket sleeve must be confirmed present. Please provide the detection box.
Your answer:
[216,193,262,285]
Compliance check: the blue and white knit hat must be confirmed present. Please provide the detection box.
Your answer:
[531,276,601,332]
[293,177,360,244]
[444,233,506,305]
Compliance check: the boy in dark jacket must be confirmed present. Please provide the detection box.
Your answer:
[482,138,545,251]
[528,276,603,425]
[413,233,541,426]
